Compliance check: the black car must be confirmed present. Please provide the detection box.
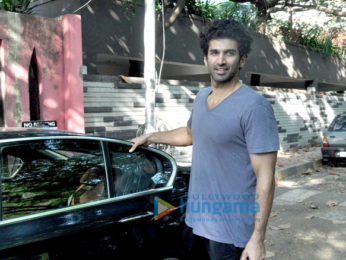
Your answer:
[322,115,346,165]
[0,128,190,260]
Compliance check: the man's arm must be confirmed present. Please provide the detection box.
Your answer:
[129,126,192,152]
[241,151,277,260]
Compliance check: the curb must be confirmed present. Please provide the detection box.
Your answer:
[275,159,322,180]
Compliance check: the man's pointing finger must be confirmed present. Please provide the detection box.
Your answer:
[129,142,138,153]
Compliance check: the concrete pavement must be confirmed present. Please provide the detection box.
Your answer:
[266,148,346,260]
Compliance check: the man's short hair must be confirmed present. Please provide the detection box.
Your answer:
[199,19,253,59]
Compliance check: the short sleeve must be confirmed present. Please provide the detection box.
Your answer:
[187,109,193,129]
[242,103,279,153]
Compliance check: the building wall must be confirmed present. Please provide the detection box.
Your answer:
[83,75,195,162]
[246,33,346,90]
[33,0,346,90]
[84,77,342,163]
[0,10,84,132]
[260,89,342,151]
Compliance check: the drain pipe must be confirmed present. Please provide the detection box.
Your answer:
[144,0,156,134]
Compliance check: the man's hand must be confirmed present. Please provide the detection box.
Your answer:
[129,127,192,153]
[129,134,151,153]
[241,237,265,260]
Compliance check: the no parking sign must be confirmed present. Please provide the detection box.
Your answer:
[21,121,57,129]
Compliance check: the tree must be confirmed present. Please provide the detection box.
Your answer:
[227,0,346,33]
[0,0,33,13]
[119,0,346,48]
[111,0,187,46]
[0,0,55,14]
[155,0,187,46]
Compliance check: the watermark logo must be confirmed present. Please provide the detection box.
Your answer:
[154,192,260,223]
[181,192,260,216]
[154,197,177,220]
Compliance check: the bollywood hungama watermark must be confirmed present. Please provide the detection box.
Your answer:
[154,192,261,223]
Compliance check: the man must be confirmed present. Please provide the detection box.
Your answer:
[130,19,279,260]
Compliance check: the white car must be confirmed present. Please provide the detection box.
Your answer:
[322,115,346,166]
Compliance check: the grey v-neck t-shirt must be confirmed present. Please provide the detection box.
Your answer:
[186,85,279,247]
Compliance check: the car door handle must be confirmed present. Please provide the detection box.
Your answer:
[118,211,154,223]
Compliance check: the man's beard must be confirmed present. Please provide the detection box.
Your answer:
[209,65,239,84]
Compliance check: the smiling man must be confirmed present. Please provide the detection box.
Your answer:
[130,19,280,260]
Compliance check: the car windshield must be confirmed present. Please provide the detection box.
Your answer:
[329,116,346,131]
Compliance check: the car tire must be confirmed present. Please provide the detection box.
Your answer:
[324,159,336,167]
[327,161,334,167]
[326,159,345,167]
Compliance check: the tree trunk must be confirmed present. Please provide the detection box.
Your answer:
[258,18,267,34]
[155,0,187,48]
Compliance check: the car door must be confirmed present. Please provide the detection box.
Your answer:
[0,137,110,259]
[0,136,178,259]
[106,141,177,218]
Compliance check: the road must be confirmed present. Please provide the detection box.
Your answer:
[265,164,346,260]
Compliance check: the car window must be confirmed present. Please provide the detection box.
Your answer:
[1,155,23,179]
[0,139,107,220]
[107,142,174,197]
[329,116,346,131]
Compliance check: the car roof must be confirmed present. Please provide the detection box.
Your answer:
[0,128,83,139]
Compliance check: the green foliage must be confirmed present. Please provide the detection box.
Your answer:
[267,15,346,58]
[123,0,139,20]
[0,0,34,14]
[188,1,346,58]
[119,0,346,58]
[214,2,259,32]
[186,0,216,22]
[183,1,260,29]
[300,30,345,58]
[156,0,177,11]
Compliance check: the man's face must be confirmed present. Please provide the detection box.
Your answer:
[204,38,245,84]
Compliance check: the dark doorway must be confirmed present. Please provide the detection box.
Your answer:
[250,74,261,86]
[128,60,144,77]
[29,49,40,121]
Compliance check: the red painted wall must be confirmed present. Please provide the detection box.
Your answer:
[0,11,84,133]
